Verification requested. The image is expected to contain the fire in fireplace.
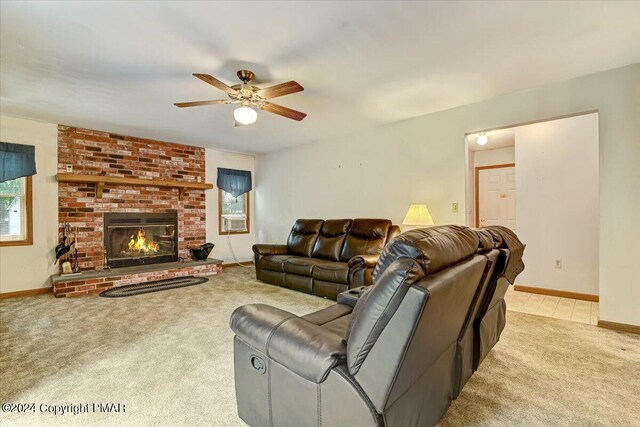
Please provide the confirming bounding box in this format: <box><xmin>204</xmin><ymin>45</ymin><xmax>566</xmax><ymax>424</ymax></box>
<box><xmin>104</xmin><ymin>212</ymin><xmax>178</xmax><ymax>268</ymax></box>
<box><xmin>127</xmin><ymin>229</ymin><xmax>160</xmax><ymax>254</ymax></box>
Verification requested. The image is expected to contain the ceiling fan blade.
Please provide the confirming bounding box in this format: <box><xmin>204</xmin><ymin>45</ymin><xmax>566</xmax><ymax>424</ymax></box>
<box><xmin>174</xmin><ymin>100</ymin><xmax>230</xmax><ymax>108</ymax></box>
<box><xmin>262</xmin><ymin>102</ymin><xmax>307</xmax><ymax>121</ymax></box>
<box><xmin>193</xmin><ymin>73</ymin><xmax>238</xmax><ymax>95</ymax></box>
<box><xmin>257</xmin><ymin>81</ymin><xmax>304</xmax><ymax>99</ymax></box>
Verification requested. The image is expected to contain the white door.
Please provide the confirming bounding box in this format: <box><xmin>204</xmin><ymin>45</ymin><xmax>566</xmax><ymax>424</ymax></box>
<box><xmin>477</xmin><ymin>165</ymin><xmax>516</xmax><ymax>230</ymax></box>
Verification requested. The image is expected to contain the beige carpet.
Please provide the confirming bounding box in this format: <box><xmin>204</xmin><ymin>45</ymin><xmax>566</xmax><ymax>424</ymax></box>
<box><xmin>0</xmin><ymin>267</ymin><xmax>638</xmax><ymax>427</ymax></box>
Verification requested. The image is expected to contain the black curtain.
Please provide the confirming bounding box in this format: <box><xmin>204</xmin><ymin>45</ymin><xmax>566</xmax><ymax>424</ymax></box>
<box><xmin>0</xmin><ymin>142</ymin><xmax>37</xmax><ymax>182</ymax></box>
<box><xmin>217</xmin><ymin>168</ymin><xmax>252</xmax><ymax>198</ymax></box>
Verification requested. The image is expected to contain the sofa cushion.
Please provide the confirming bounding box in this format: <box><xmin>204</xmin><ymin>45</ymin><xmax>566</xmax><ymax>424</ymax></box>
<box><xmin>313</xmin><ymin>280</ymin><xmax>348</xmax><ymax>300</ymax></box>
<box><xmin>312</xmin><ymin>261</ymin><xmax>350</xmax><ymax>284</ymax></box>
<box><xmin>260</xmin><ymin>270</ymin><xmax>285</xmax><ymax>286</ymax></box>
<box><xmin>284</xmin><ymin>257</ymin><xmax>323</xmax><ymax>276</ymax></box>
<box><xmin>340</xmin><ymin>219</ymin><xmax>392</xmax><ymax>262</ymax></box>
<box><xmin>303</xmin><ymin>303</ymin><xmax>353</xmax><ymax>338</ymax></box>
<box><xmin>260</xmin><ymin>255</ymin><xmax>295</xmax><ymax>273</ymax></box>
<box><xmin>322</xmin><ymin>315</ymin><xmax>352</xmax><ymax>339</ymax></box>
<box><xmin>287</xmin><ymin>219</ymin><xmax>324</xmax><ymax>257</ymax></box>
<box><xmin>283</xmin><ymin>273</ymin><xmax>313</xmax><ymax>294</ymax></box>
<box><xmin>311</xmin><ymin>219</ymin><xmax>352</xmax><ymax>261</ymax></box>
<box><xmin>303</xmin><ymin>304</ymin><xmax>353</xmax><ymax>326</ymax></box>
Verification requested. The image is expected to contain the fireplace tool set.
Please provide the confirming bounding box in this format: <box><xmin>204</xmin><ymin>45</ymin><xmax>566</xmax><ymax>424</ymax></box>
<box><xmin>55</xmin><ymin>223</ymin><xmax>79</xmax><ymax>274</ymax></box>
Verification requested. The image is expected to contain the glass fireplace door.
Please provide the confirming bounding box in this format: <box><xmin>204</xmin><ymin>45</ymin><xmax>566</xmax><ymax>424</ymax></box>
<box><xmin>104</xmin><ymin>212</ymin><xmax>178</xmax><ymax>268</ymax></box>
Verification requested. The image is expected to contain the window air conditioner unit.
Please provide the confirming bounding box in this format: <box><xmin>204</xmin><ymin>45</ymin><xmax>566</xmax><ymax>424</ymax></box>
<box><xmin>222</xmin><ymin>214</ymin><xmax>247</xmax><ymax>232</ymax></box>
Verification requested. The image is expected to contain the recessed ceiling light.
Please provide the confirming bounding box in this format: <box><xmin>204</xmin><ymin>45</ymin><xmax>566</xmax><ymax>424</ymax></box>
<box><xmin>477</xmin><ymin>134</ymin><xmax>488</xmax><ymax>146</ymax></box>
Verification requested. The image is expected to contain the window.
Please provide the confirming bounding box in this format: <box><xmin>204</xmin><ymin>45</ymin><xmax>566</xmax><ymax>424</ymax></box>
<box><xmin>218</xmin><ymin>189</ymin><xmax>250</xmax><ymax>235</ymax></box>
<box><xmin>0</xmin><ymin>176</ymin><xmax>33</xmax><ymax>246</ymax></box>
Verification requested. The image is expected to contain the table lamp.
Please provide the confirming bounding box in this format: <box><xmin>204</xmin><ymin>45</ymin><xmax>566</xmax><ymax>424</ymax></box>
<box><xmin>402</xmin><ymin>204</ymin><xmax>434</xmax><ymax>227</ymax></box>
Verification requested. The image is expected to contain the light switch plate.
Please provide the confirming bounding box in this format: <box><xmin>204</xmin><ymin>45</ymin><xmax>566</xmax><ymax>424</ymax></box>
<box><xmin>452</xmin><ymin>203</ymin><xmax>459</xmax><ymax>213</ymax></box>
<box><xmin>555</xmin><ymin>259</ymin><xmax>562</xmax><ymax>269</ymax></box>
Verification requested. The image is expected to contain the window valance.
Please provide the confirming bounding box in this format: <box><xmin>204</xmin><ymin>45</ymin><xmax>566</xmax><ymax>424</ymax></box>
<box><xmin>0</xmin><ymin>142</ymin><xmax>37</xmax><ymax>183</ymax></box>
<box><xmin>217</xmin><ymin>168</ymin><xmax>252</xmax><ymax>198</ymax></box>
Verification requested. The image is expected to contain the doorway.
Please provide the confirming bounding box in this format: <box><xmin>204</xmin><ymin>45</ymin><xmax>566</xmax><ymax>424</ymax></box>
<box><xmin>465</xmin><ymin>127</ymin><xmax>516</xmax><ymax>230</ymax></box>
<box><xmin>465</xmin><ymin>112</ymin><xmax>600</xmax><ymax>322</ymax></box>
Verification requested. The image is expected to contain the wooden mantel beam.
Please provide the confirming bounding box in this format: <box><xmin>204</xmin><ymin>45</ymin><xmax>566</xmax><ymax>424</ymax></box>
<box><xmin>56</xmin><ymin>173</ymin><xmax>214</xmax><ymax>200</ymax></box>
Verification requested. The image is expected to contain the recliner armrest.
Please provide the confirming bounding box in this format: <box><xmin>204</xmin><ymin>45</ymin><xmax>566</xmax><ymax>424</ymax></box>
<box><xmin>230</xmin><ymin>304</ymin><xmax>347</xmax><ymax>383</ymax></box>
<box><xmin>337</xmin><ymin>286</ymin><xmax>369</xmax><ymax>308</ymax></box>
<box><xmin>252</xmin><ymin>244</ymin><xmax>289</xmax><ymax>255</ymax></box>
<box><xmin>230</xmin><ymin>304</ymin><xmax>294</xmax><ymax>352</ymax></box>
<box><xmin>348</xmin><ymin>254</ymin><xmax>380</xmax><ymax>269</ymax></box>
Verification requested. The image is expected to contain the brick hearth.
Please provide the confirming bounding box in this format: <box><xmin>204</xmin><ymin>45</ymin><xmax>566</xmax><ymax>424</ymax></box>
<box><xmin>54</xmin><ymin>125</ymin><xmax>217</xmax><ymax>297</ymax></box>
<box><xmin>52</xmin><ymin>261</ymin><xmax>222</xmax><ymax>297</ymax></box>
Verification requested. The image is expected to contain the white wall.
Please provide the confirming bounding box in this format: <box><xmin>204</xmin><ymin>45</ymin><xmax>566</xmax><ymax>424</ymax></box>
<box><xmin>205</xmin><ymin>149</ymin><xmax>255</xmax><ymax>263</ymax></box>
<box><xmin>515</xmin><ymin>114</ymin><xmax>599</xmax><ymax>295</ymax></box>
<box><xmin>256</xmin><ymin>63</ymin><xmax>640</xmax><ymax>326</ymax></box>
<box><xmin>0</xmin><ymin>116</ymin><xmax>58</xmax><ymax>293</ymax></box>
<box><xmin>474</xmin><ymin>146</ymin><xmax>515</xmax><ymax>167</ymax></box>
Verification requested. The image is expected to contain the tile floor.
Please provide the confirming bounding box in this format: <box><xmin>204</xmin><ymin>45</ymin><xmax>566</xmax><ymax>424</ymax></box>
<box><xmin>505</xmin><ymin>287</ymin><xmax>599</xmax><ymax>325</ymax></box>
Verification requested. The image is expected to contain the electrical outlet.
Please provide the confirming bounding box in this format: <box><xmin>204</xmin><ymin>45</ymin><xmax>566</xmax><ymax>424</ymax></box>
<box><xmin>554</xmin><ymin>259</ymin><xmax>562</xmax><ymax>269</ymax></box>
<box><xmin>452</xmin><ymin>203</ymin><xmax>459</xmax><ymax>213</ymax></box>
<box><xmin>66</xmin><ymin>165</ymin><xmax>73</xmax><ymax>173</ymax></box>
<box><xmin>197</xmin><ymin>176</ymin><xmax>202</xmax><ymax>183</ymax></box>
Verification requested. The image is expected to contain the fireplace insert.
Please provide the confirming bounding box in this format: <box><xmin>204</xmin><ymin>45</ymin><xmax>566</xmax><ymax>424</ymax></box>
<box><xmin>104</xmin><ymin>212</ymin><xmax>178</xmax><ymax>268</ymax></box>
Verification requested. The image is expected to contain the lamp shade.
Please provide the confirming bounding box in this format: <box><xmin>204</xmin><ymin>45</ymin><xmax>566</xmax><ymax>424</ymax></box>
<box><xmin>402</xmin><ymin>204</ymin><xmax>434</xmax><ymax>226</ymax></box>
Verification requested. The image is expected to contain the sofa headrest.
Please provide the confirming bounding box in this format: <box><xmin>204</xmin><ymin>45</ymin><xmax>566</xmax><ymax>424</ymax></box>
<box><xmin>349</xmin><ymin>219</ymin><xmax>392</xmax><ymax>240</ymax></box>
<box><xmin>374</xmin><ymin>225</ymin><xmax>480</xmax><ymax>280</ymax></box>
<box><xmin>291</xmin><ymin>219</ymin><xmax>324</xmax><ymax>235</ymax></box>
<box><xmin>320</xmin><ymin>219</ymin><xmax>352</xmax><ymax>237</ymax></box>
<box><xmin>288</xmin><ymin>219</ymin><xmax>324</xmax><ymax>257</ymax></box>
<box><xmin>339</xmin><ymin>219</ymin><xmax>392</xmax><ymax>262</ymax></box>
<box><xmin>312</xmin><ymin>219</ymin><xmax>352</xmax><ymax>261</ymax></box>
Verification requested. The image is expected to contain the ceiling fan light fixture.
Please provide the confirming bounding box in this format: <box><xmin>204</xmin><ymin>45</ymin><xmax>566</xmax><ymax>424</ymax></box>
<box><xmin>234</xmin><ymin>104</ymin><xmax>257</xmax><ymax>125</ymax></box>
<box><xmin>175</xmin><ymin>71</ymin><xmax>306</xmax><ymax>125</ymax></box>
<box><xmin>477</xmin><ymin>134</ymin><xmax>489</xmax><ymax>146</ymax></box>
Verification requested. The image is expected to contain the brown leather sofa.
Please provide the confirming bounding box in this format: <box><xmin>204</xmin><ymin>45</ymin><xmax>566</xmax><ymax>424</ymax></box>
<box><xmin>232</xmin><ymin>225</ymin><xmax>525</xmax><ymax>426</ymax></box>
<box><xmin>253</xmin><ymin>219</ymin><xmax>401</xmax><ymax>299</ymax></box>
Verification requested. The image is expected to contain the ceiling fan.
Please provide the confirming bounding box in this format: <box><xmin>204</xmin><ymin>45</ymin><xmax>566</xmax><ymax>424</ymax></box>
<box><xmin>174</xmin><ymin>70</ymin><xmax>307</xmax><ymax>126</ymax></box>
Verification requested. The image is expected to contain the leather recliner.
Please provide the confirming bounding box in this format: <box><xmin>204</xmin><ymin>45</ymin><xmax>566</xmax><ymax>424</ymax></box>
<box><xmin>253</xmin><ymin>219</ymin><xmax>401</xmax><ymax>299</ymax></box>
<box><xmin>231</xmin><ymin>225</ymin><xmax>525</xmax><ymax>426</ymax></box>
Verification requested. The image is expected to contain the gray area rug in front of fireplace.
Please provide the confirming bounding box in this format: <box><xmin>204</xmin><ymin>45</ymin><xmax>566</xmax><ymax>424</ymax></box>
<box><xmin>1</xmin><ymin>267</ymin><xmax>639</xmax><ymax>426</ymax></box>
<box><xmin>99</xmin><ymin>275</ymin><xmax>209</xmax><ymax>298</ymax></box>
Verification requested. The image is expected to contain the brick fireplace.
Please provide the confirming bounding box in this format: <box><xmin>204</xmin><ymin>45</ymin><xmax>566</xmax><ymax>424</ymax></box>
<box><xmin>54</xmin><ymin>125</ymin><xmax>221</xmax><ymax>297</ymax></box>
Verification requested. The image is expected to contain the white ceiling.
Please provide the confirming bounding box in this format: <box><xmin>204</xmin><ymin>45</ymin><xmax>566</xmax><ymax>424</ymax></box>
<box><xmin>1</xmin><ymin>1</ymin><xmax>639</xmax><ymax>154</ymax></box>
<box><xmin>468</xmin><ymin>128</ymin><xmax>515</xmax><ymax>152</ymax></box>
